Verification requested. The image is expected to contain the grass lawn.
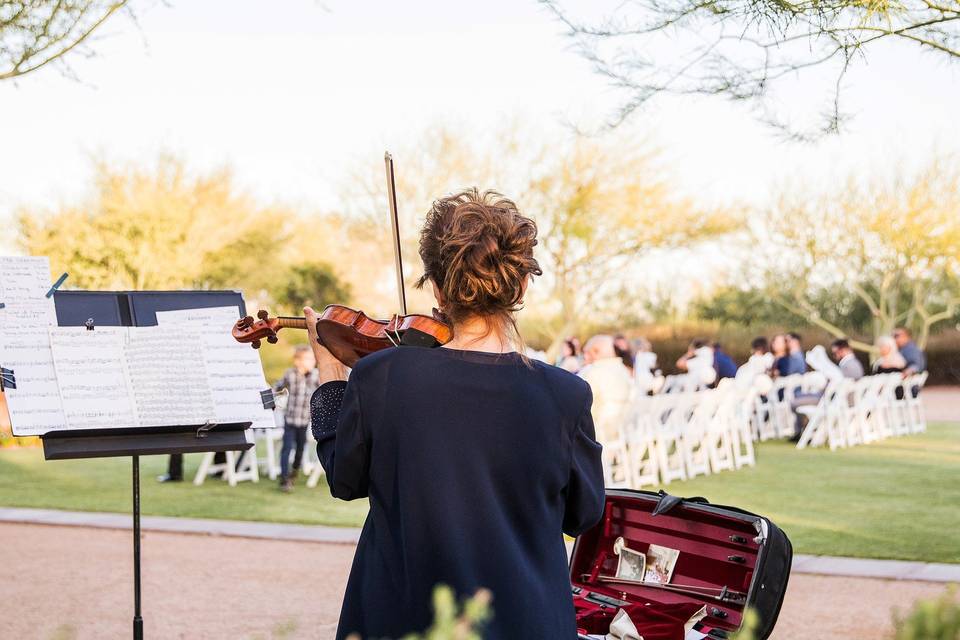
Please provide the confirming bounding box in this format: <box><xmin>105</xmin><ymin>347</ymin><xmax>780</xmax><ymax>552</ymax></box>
<box><xmin>1</xmin><ymin>422</ymin><xmax>958</xmax><ymax>563</ymax></box>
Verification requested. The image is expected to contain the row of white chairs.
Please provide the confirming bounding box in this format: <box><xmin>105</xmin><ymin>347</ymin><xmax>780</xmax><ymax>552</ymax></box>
<box><xmin>601</xmin><ymin>368</ymin><xmax>928</xmax><ymax>488</ymax></box>
<box><xmin>601</xmin><ymin>381</ymin><xmax>758</xmax><ymax>488</ymax></box>
<box><xmin>795</xmin><ymin>372</ymin><xmax>928</xmax><ymax>450</ymax></box>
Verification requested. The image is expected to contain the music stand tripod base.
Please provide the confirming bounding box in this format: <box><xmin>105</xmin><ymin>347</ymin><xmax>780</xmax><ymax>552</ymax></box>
<box><xmin>40</xmin><ymin>422</ymin><xmax>253</xmax><ymax>640</ymax></box>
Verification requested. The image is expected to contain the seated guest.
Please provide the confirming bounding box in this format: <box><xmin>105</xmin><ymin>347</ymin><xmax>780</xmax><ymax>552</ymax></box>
<box><xmin>631</xmin><ymin>337</ymin><xmax>657</xmax><ymax>393</ymax></box>
<box><xmin>677</xmin><ymin>339</ymin><xmax>716</xmax><ymax>389</ymax></box>
<box><xmin>712</xmin><ymin>342</ymin><xmax>738</xmax><ymax>381</ymax></box>
<box><xmin>613</xmin><ymin>334</ymin><xmax>635</xmax><ymax>374</ymax></box>
<box><xmin>778</xmin><ymin>332</ymin><xmax>807</xmax><ymax>377</ymax></box>
<box><xmin>736</xmin><ymin>336</ymin><xmax>773</xmax><ymax>384</ymax></box>
<box><xmin>578</xmin><ymin>335</ymin><xmax>634</xmax><ymax>445</ymax></box>
<box><xmin>893</xmin><ymin>327</ymin><xmax>926</xmax><ymax>376</ymax></box>
<box><xmin>556</xmin><ymin>338</ymin><xmax>581</xmax><ymax>373</ymax></box>
<box><xmin>770</xmin><ymin>334</ymin><xmax>788</xmax><ymax>377</ymax></box>
<box><xmin>830</xmin><ymin>339</ymin><xmax>865</xmax><ymax>380</ymax></box>
<box><xmin>874</xmin><ymin>335</ymin><xmax>907</xmax><ymax>374</ymax></box>
<box><xmin>631</xmin><ymin>337</ymin><xmax>657</xmax><ymax>375</ymax></box>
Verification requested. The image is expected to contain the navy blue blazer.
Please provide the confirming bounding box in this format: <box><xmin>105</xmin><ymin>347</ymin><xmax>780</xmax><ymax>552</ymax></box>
<box><xmin>311</xmin><ymin>346</ymin><xmax>605</xmax><ymax>639</ymax></box>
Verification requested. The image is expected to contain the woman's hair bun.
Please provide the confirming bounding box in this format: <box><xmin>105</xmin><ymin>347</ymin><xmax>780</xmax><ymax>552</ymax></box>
<box><xmin>416</xmin><ymin>188</ymin><xmax>541</xmax><ymax>324</ymax></box>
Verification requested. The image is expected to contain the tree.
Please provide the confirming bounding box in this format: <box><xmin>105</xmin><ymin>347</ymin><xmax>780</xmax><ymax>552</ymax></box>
<box><xmin>1</xmin><ymin>1</ymin><xmax>131</xmax><ymax>81</ymax></box>
<box><xmin>274</xmin><ymin>262</ymin><xmax>352</xmax><ymax>314</ymax></box>
<box><xmin>17</xmin><ymin>154</ymin><xmax>301</xmax><ymax>298</ymax></box>
<box><xmin>754</xmin><ymin>159</ymin><xmax>960</xmax><ymax>350</ymax></box>
<box><xmin>542</xmin><ymin>0</ymin><xmax>960</xmax><ymax>137</ymax></box>
<box><xmin>524</xmin><ymin>136</ymin><xmax>737</xmax><ymax>343</ymax></box>
<box><xmin>336</xmin><ymin>126</ymin><xmax>735</xmax><ymax>346</ymax></box>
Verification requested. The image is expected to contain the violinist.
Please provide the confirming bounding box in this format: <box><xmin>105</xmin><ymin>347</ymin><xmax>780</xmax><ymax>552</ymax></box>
<box><xmin>306</xmin><ymin>188</ymin><xmax>605</xmax><ymax>639</ymax></box>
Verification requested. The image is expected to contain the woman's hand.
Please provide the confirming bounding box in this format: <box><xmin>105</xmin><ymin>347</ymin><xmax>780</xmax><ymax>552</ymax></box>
<box><xmin>305</xmin><ymin>306</ymin><xmax>349</xmax><ymax>383</ymax></box>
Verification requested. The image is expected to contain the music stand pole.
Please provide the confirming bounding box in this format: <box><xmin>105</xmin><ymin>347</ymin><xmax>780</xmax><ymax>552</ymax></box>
<box><xmin>133</xmin><ymin>454</ymin><xmax>144</xmax><ymax>640</ymax></box>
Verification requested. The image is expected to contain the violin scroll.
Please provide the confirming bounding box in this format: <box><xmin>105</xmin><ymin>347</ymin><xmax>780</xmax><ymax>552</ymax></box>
<box><xmin>233</xmin><ymin>312</ymin><xmax>295</xmax><ymax>348</ymax></box>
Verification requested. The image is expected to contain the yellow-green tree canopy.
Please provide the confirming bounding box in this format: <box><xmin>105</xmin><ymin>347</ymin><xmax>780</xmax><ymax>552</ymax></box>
<box><xmin>18</xmin><ymin>155</ymin><xmax>302</xmax><ymax>299</ymax></box>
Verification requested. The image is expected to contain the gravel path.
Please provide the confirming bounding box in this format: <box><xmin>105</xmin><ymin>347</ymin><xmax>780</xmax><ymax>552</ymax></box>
<box><xmin>2</xmin><ymin>523</ymin><xmax>952</xmax><ymax>640</ymax></box>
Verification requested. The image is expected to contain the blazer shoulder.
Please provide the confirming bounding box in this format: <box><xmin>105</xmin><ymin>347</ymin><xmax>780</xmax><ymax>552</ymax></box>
<box><xmin>532</xmin><ymin>360</ymin><xmax>592</xmax><ymax>411</ymax></box>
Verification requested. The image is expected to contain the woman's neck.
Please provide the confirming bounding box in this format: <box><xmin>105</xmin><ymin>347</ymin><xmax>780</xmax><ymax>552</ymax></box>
<box><xmin>443</xmin><ymin>316</ymin><xmax>514</xmax><ymax>353</ymax></box>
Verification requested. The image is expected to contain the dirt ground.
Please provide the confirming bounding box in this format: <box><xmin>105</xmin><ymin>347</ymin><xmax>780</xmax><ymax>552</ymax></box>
<box><xmin>1</xmin><ymin>523</ymin><xmax>951</xmax><ymax>640</ymax></box>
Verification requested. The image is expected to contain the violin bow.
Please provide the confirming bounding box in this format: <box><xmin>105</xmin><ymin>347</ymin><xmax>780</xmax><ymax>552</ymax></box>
<box><xmin>384</xmin><ymin>152</ymin><xmax>408</xmax><ymax>316</ymax></box>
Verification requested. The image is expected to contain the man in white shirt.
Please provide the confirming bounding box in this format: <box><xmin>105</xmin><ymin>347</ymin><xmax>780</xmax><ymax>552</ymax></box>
<box><xmin>578</xmin><ymin>335</ymin><xmax>634</xmax><ymax>484</ymax></box>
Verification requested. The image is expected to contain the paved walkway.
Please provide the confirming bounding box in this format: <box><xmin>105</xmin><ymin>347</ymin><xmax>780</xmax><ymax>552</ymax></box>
<box><xmin>2</xmin><ymin>506</ymin><xmax>958</xmax><ymax>583</ymax></box>
<box><xmin>1</xmin><ymin>521</ymin><xmax>953</xmax><ymax>640</ymax></box>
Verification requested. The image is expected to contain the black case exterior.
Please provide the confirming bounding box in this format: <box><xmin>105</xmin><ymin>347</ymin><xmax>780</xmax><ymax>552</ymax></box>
<box><xmin>571</xmin><ymin>489</ymin><xmax>792</xmax><ymax>640</ymax></box>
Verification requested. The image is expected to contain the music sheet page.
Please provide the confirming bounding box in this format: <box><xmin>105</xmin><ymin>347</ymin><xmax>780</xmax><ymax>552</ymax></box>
<box><xmin>0</xmin><ymin>256</ymin><xmax>66</xmax><ymax>435</ymax></box>
<box><xmin>49</xmin><ymin>327</ymin><xmax>137</xmax><ymax>430</ymax></box>
<box><xmin>155</xmin><ymin>307</ymin><xmax>274</xmax><ymax>429</ymax></box>
<box><xmin>124</xmin><ymin>327</ymin><xmax>215</xmax><ymax>427</ymax></box>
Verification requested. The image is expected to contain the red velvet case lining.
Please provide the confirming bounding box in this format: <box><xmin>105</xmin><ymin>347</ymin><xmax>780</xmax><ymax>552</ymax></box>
<box><xmin>571</xmin><ymin>495</ymin><xmax>762</xmax><ymax>638</ymax></box>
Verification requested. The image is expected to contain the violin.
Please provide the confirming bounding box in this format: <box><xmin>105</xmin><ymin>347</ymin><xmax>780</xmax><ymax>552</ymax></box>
<box><xmin>232</xmin><ymin>305</ymin><xmax>452</xmax><ymax>367</ymax></box>
<box><xmin>232</xmin><ymin>152</ymin><xmax>454</xmax><ymax>366</ymax></box>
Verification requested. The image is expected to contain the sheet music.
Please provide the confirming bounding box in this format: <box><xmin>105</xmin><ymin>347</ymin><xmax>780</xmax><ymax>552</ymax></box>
<box><xmin>156</xmin><ymin>307</ymin><xmax>274</xmax><ymax>429</ymax></box>
<box><xmin>0</xmin><ymin>256</ymin><xmax>66</xmax><ymax>435</ymax></box>
<box><xmin>49</xmin><ymin>328</ymin><xmax>137</xmax><ymax>430</ymax></box>
<box><xmin>124</xmin><ymin>327</ymin><xmax>215</xmax><ymax>427</ymax></box>
<box><xmin>48</xmin><ymin>326</ymin><xmax>217</xmax><ymax>430</ymax></box>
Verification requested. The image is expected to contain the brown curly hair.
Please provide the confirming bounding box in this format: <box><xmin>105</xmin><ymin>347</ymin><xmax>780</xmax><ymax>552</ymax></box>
<box><xmin>415</xmin><ymin>188</ymin><xmax>542</xmax><ymax>339</ymax></box>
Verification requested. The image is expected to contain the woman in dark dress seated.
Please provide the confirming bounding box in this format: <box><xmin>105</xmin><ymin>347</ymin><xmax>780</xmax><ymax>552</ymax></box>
<box><xmin>305</xmin><ymin>189</ymin><xmax>606</xmax><ymax>639</ymax></box>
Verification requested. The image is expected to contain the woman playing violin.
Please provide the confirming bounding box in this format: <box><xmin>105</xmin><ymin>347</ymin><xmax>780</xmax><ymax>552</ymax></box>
<box><xmin>306</xmin><ymin>188</ymin><xmax>605</xmax><ymax>639</ymax></box>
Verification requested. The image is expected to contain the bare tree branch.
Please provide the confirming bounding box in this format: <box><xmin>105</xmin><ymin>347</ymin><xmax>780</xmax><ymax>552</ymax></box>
<box><xmin>541</xmin><ymin>0</ymin><xmax>960</xmax><ymax>137</ymax></box>
<box><xmin>0</xmin><ymin>1</ymin><xmax>131</xmax><ymax>81</ymax></box>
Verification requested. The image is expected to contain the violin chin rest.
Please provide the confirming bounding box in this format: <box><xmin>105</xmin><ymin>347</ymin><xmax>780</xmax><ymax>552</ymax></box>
<box><xmin>401</xmin><ymin>328</ymin><xmax>442</xmax><ymax>348</ymax></box>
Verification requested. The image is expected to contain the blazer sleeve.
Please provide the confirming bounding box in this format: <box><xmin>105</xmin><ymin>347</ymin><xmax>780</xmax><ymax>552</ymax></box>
<box><xmin>311</xmin><ymin>379</ymin><xmax>370</xmax><ymax>501</ymax></box>
<box><xmin>562</xmin><ymin>390</ymin><xmax>606</xmax><ymax>537</ymax></box>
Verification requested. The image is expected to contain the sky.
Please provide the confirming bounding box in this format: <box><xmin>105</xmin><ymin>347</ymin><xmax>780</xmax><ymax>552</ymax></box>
<box><xmin>2</xmin><ymin>0</ymin><xmax>959</xmax><ymax>259</ymax></box>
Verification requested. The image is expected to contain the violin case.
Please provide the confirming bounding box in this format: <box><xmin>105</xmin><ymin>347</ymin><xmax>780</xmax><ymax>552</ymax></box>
<box><xmin>571</xmin><ymin>489</ymin><xmax>792</xmax><ymax>640</ymax></box>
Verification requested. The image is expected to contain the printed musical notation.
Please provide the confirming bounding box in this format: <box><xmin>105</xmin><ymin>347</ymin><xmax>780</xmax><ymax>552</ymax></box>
<box><xmin>125</xmin><ymin>328</ymin><xmax>214</xmax><ymax>427</ymax></box>
<box><xmin>48</xmin><ymin>326</ymin><xmax>218</xmax><ymax>430</ymax></box>
<box><xmin>49</xmin><ymin>328</ymin><xmax>137</xmax><ymax>430</ymax></box>
<box><xmin>155</xmin><ymin>307</ymin><xmax>275</xmax><ymax>429</ymax></box>
<box><xmin>0</xmin><ymin>257</ymin><xmax>67</xmax><ymax>435</ymax></box>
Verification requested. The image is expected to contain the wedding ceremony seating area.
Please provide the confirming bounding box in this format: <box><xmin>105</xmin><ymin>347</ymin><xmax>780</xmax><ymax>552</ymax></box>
<box><xmin>600</xmin><ymin>367</ymin><xmax>930</xmax><ymax>490</ymax></box>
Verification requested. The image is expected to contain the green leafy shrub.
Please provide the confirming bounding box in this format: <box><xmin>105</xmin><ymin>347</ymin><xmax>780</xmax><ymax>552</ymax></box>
<box><xmin>894</xmin><ymin>587</ymin><xmax>960</xmax><ymax>640</ymax></box>
<box><xmin>346</xmin><ymin>585</ymin><xmax>492</xmax><ymax>640</ymax></box>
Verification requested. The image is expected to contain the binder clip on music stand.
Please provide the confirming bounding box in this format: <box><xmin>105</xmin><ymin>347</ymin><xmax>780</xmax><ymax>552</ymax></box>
<box><xmin>41</xmin><ymin>421</ymin><xmax>253</xmax><ymax>640</ymax></box>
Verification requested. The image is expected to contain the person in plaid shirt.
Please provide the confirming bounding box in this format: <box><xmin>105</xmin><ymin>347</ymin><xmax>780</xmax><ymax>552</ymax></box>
<box><xmin>274</xmin><ymin>346</ymin><xmax>320</xmax><ymax>492</ymax></box>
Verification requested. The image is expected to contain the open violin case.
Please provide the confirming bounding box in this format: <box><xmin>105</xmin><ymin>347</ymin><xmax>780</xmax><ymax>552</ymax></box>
<box><xmin>572</xmin><ymin>490</ymin><xmax>792</xmax><ymax>640</ymax></box>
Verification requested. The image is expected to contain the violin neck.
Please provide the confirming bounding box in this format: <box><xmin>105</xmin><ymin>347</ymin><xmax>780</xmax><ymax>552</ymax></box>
<box><xmin>277</xmin><ymin>317</ymin><xmax>308</xmax><ymax>331</ymax></box>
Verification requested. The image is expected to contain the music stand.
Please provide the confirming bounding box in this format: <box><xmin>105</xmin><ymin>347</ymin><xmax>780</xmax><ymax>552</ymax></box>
<box><xmin>35</xmin><ymin>289</ymin><xmax>260</xmax><ymax>639</ymax></box>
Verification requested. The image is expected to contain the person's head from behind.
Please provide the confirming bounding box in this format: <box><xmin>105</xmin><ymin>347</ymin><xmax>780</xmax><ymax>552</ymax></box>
<box><xmin>751</xmin><ymin>336</ymin><xmax>769</xmax><ymax>355</ymax></box>
<box><xmin>787</xmin><ymin>332</ymin><xmax>803</xmax><ymax>353</ymax></box>
<box><xmin>293</xmin><ymin>345</ymin><xmax>316</xmax><ymax>373</ymax></box>
<box><xmin>583</xmin><ymin>334</ymin><xmax>615</xmax><ymax>365</ymax></box>
<box><xmin>830</xmin><ymin>338</ymin><xmax>853</xmax><ymax>362</ymax></box>
<box><xmin>770</xmin><ymin>334</ymin><xmax>787</xmax><ymax>356</ymax></box>
<box><xmin>613</xmin><ymin>334</ymin><xmax>631</xmax><ymax>354</ymax></box>
<box><xmin>416</xmin><ymin>188</ymin><xmax>542</xmax><ymax>349</ymax></box>
<box><xmin>561</xmin><ymin>339</ymin><xmax>577</xmax><ymax>359</ymax></box>
<box><xmin>633</xmin><ymin>337</ymin><xmax>652</xmax><ymax>353</ymax></box>
<box><xmin>877</xmin><ymin>335</ymin><xmax>897</xmax><ymax>357</ymax></box>
<box><xmin>893</xmin><ymin>327</ymin><xmax>912</xmax><ymax>348</ymax></box>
